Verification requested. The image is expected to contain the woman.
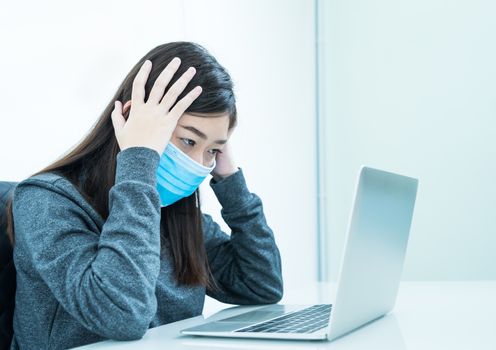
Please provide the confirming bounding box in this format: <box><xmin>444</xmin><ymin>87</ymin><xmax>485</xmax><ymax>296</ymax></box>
<box><xmin>6</xmin><ymin>41</ymin><xmax>283</xmax><ymax>349</ymax></box>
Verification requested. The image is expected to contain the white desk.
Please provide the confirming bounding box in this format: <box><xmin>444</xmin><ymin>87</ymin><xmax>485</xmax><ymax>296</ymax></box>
<box><xmin>74</xmin><ymin>282</ymin><xmax>496</xmax><ymax>350</ymax></box>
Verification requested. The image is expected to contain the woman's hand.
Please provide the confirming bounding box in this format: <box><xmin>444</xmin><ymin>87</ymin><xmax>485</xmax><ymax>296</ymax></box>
<box><xmin>111</xmin><ymin>58</ymin><xmax>202</xmax><ymax>156</ymax></box>
<box><xmin>212</xmin><ymin>137</ymin><xmax>239</xmax><ymax>182</ymax></box>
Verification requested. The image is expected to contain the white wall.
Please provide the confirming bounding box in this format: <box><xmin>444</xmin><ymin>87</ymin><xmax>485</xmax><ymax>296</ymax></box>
<box><xmin>319</xmin><ymin>0</ymin><xmax>496</xmax><ymax>280</ymax></box>
<box><xmin>0</xmin><ymin>1</ymin><xmax>317</xmax><ymax>290</ymax></box>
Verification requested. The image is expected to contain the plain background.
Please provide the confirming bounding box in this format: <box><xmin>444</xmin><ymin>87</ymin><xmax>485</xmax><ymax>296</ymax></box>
<box><xmin>319</xmin><ymin>0</ymin><xmax>496</xmax><ymax>280</ymax></box>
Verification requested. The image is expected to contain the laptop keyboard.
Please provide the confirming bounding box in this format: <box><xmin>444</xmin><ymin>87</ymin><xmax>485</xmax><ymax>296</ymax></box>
<box><xmin>235</xmin><ymin>304</ymin><xmax>332</xmax><ymax>334</ymax></box>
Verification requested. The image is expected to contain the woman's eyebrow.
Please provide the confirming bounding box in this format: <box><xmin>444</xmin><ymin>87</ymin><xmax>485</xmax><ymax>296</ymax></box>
<box><xmin>179</xmin><ymin>125</ymin><xmax>227</xmax><ymax>144</ymax></box>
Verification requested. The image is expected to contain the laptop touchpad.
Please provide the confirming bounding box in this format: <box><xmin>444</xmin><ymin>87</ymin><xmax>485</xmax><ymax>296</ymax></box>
<box><xmin>218</xmin><ymin>308</ymin><xmax>287</xmax><ymax>323</ymax></box>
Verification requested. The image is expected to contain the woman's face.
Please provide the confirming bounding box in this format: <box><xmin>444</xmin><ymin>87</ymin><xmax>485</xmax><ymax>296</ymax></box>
<box><xmin>171</xmin><ymin>112</ymin><xmax>230</xmax><ymax>167</ymax></box>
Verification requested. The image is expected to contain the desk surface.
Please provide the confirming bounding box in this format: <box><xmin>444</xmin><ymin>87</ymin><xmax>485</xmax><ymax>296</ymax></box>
<box><xmin>74</xmin><ymin>282</ymin><xmax>496</xmax><ymax>350</ymax></box>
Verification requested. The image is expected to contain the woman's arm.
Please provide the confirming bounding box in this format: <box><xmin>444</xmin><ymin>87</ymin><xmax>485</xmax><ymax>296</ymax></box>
<box><xmin>203</xmin><ymin>168</ymin><xmax>283</xmax><ymax>304</ymax></box>
<box><xmin>12</xmin><ymin>146</ymin><xmax>161</xmax><ymax>340</ymax></box>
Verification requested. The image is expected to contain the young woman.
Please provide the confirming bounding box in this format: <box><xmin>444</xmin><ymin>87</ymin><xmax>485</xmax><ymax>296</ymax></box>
<box><xmin>6</xmin><ymin>41</ymin><xmax>283</xmax><ymax>349</ymax></box>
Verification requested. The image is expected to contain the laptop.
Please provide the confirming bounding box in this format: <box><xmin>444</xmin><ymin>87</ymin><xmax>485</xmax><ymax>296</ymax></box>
<box><xmin>181</xmin><ymin>166</ymin><xmax>419</xmax><ymax>341</ymax></box>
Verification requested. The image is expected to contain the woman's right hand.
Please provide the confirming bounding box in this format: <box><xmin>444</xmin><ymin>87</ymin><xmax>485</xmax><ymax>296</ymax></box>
<box><xmin>111</xmin><ymin>57</ymin><xmax>202</xmax><ymax>156</ymax></box>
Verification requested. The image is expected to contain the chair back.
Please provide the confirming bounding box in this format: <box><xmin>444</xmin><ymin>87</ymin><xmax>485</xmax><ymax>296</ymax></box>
<box><xmin>0</xmin><ymin>181</ymin><xmax>18</xmax><ymax>349</ymax></box>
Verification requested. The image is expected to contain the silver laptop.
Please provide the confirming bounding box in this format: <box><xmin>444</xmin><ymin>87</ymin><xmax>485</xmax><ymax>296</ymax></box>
<box><xmin>181</xmin><ymin>166</ymin><xmax>418</xmax><ymax>341</ymax></box>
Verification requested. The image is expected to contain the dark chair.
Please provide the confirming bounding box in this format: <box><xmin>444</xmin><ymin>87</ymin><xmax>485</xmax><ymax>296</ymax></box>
<box><xmin>0</xmin><ymin>181</ymin><xmax>18</xmax><ymax>349</ymax></box>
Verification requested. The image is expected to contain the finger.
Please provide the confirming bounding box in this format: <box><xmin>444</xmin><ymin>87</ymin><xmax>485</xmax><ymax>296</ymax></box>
<box><xmin>147</xmin><ymin>57</ymin><xmax>181</xmax><ymax>105</ymax></box>
<box><xmin>168</xmin><ymin>86</ymin><xmax>203</xmax><ymax>119</ymax></box>
<box><xmin>131</xmin><ymin>60</ymin><xmax>152</xmax><ymax>106</ymax></box>
<box><xmin>160</xmin><ymin>66</ymin><xmax>197</xmax><ymax>111</ymax></box>
<box><xmin>111</xmin><ymin>101</ymin><xmax>125</xmax><ymax>131</ymax></box>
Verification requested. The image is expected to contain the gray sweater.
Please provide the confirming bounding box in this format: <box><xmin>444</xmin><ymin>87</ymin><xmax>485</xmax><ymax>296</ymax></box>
<box><xmin>10</xmin><ymin>146</ymin><xmax>283</xmax><ymax>350</ymax></box>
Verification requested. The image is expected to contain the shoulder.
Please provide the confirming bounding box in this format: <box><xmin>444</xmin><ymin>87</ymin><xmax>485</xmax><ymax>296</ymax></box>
<box><xmin>13</xmin><ymin>171</ymin><xmax>85</xmax><ymax>208</ymax></box>
<box><xmin>201</xmin><ymin>212</ymin><xmax>230</xmax><ymax>249</ymax></box>
<box><xmin>27</xmin><ymin>171</ymin><xmax>65</xmax><ymax>184</ymax></box>
<box><xmin>201</xmin><ymin>213</ymin><xmax>213</xmax><ymax>233</ymax></box>
<box><xmin>16</xmin><ymin>171</ymin><xmax>67</xmax><ymax>189</ymax></box>
<box><xmin>201</xmin><ymin>213</ymin><xmax>218</xmax><ymax>232</ymax></box>
<box><xmin>11</xmin><ymin>172</ymin><xmax>103</xmax><ymax>237</ymax></box>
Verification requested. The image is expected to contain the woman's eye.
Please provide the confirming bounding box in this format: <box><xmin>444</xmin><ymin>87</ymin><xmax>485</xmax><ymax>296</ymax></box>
<box><xmin>180</xmin><ymin>138</ymin><xmax>222</xmax><ymax>156</ymax></box>
<box><xmin>181</xmin><ymin>138</ymin><xmax>195</xmax><ymax>147</ymax></box>
<box><xmin>208</xmin><ymin>149</ymin><xmax>222</xmax><ymax>156</ymax></box>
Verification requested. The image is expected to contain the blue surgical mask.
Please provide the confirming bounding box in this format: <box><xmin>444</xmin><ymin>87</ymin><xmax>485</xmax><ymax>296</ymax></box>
<box><xmin>156</xmin><ymin>142</ymin><xmax>216</xmax><ymax>207</ymax></box>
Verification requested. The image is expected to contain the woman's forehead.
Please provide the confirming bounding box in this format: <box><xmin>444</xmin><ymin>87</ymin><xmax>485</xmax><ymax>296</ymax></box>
<box><xmin>177</xmin><ymin>113</ymin><xmax>230</xmax><ymax>140</ymax></box>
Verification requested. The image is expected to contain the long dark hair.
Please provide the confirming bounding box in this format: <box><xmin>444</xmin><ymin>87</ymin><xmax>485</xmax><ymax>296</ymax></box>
<box><xmin>5</xmin><ymin>41</ymin><xmax>237</xmax><ymax>288</ymax></box>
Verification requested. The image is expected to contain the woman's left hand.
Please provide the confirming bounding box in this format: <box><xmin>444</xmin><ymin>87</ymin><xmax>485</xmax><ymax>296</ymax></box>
<box><xmin>211</xmin><ymin>140</ymin><xmax>239</xmax><ymax>181</ymax></box>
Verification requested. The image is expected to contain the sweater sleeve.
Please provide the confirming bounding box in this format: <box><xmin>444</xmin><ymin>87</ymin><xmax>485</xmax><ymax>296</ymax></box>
<box><xmin>12</xmin><ymin>146</ymin><xmax>162</xmax><ymax>340</ymax></box>
<box><xmin>203</xmin><ymin>168</ymin><xmax>284</xmax><ymax>305</ymax></box>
